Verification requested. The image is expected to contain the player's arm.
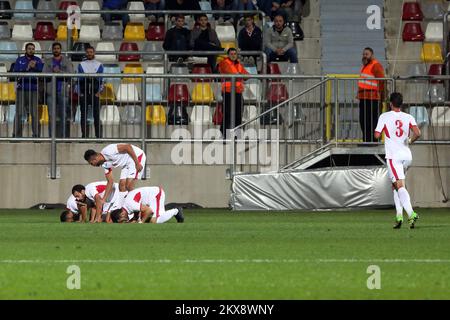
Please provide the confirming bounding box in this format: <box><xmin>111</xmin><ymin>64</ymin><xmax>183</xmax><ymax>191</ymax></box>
<box><xmin>102</xmin><ymin>170</ymin><xmax>114</xmax><ymax>205</ymax></box>
<box><xmin>89</xmin><ymin>206</ymin><xmax>97</xmax><ymax>223</ymax></box>
<box><xmin>409</xmin><ymin>125</ymin><xmax>421</xmax><ymax>144</ymax></box>
<box><xmin>94</xmin><ymin>194</ymin><xmax>104</xmax><ymax>223</ymax></box>
<box><xmin>117</xmin><ymin>144</ymin><xmax>143</xmax><ymax>172</ymax></box>
<box><xmin>140</xmin><ymin>204</ymin><xmax>153</xmax><ymax>223</ymax></box>
<box><xmin>78</xmin><ymin>202</ymin><xmax>87</xmax><ymax>223</ymax></box>
<box><xmin>374</xmin><ymin>115</ymin><xmax>385</xmax><ymax>140</ymax></box>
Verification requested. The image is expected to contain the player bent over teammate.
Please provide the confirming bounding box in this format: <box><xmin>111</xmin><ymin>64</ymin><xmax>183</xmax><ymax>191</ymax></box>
<box><xmin>83</xmin><ymin>144</ymin><xmax>146</xmax><ymax>210</ymax></box>
<box><xmin>374</xmin><ymin>92</ymin><xmax>421</xmax><ymax>229</ymax></box>
<box><xmin>110</xmin><ymin>187</ymin><xmax>184</xmax><ymax>224</ymax></box>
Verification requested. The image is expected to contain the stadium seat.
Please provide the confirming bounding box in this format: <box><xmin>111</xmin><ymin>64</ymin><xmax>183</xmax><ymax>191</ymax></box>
<box><xmin>95</xmin><ymin>42</ymin><xmax>116</xmax><ymax>63</ymax></box>
<box><xmin>242</xmin><ymin>105</ymin><xmax>258</xmax><ymax>123</ymax></box>
<box><xmin>36</xmin><ymin>0</ymin><xmax>56</xmax><ymax>19</ymax></box>
<box><xmin>21</xmin><ymin>42</ymin><xmax>42</xmax><ymax>59</ymax></box>
<box><xmin>124</xmin><ymin>22</ymin><xmax>146</xmax><ymax>41</ymax></box>
<box><xmin>402</xmin><ymin>2</ymin><xmax>423</xmax><ymax>21</ymax></box>
<box><xmin>12</xmin><ymin>23</ymin><xmax>33</xmax><ymax>40</ymax></box>
<box><xmin>128</xmin><ymin>1</ymin><xmax>145</xmax><ymax>21</ymax></box>
<box><xmin>145</xmin><ymin>83</ymin><xmax>163</xmax><ymax>102</ymax></box>
<box><xmin>0</xmin><ymin>41</ymin><xmax>18</xmax><ymax>62</ymax></box>
<box><xmin>79</xmin><ymin>24</ymin><xmax>101</xmax><ymax>41</ymax></box>
<box><xmin>71</xmin><ymin>42</ymin><xmax>91</xmax><ymax>61</ymax></box>
<box><xmin>99</xmin><ymin>83</ymin><xmax>116</xmax><ymax>104</ymax></box>
<box><xmin>430</xmin><ymin>106</ymin><xmax>450</xmax><ymax>126</ymax></box>
<box><xmin>74</xmin><ymin>105</ymin><xmax>94</xmax><ymax>124</ymax></box>
<box><xmin>192</xmin><ymin>64</ymin><xmax>212</xmax><ymax>82</ymax></box>
<box><xmin>286</xmin><ymin>63</ymin><xmax>301</xmax><ymax>75</ymax></box>
<box><xmin>422</xmin><ymin>2</ymin><xmax>444</xmax><ymax>20</ymax></box>
<box><xmin>244</xmin><ymin>65</ymin><xmax>258</xmax><ymax>75</ymax></box>
<box><xmin>425</xmin><ymin>22</ymin><xmax>443</xmax><ymax>42</ymax></box>
<box><xmin>190</xmin><ymin>105</ymin><xmax>212</xmax><ymax>125</ymax></box>
<box><xmin>425</xmin><ymin>84</ymin><xmax>445</xmax><ymax>104</ymax></box>
<box><xmin>0</xmin><ymin>21</ymin><xmax>10</xmax><ymax>39</ymax></box>
<box><xmin>0</xmin><ymin>83</ymin><xmax>16</xmax><ymax>102</ymax></box>
<box><xmin>58</xmin><ymin>1</ymin><xmax>78</xmax><ymax>20</ymax></box>
<box><xmin>116</xmin><ymin>83</ymin><xmax>140</xmax><ymax>103</ymax></box>
<box><xmin>170</xmin><ymin>63</ymin><xmax>190</xmax><ymax>83</ymax></box>
<box><xmin>100</xmin><ymin>105</ymin><xmax>120</xmax><ymax>125</ymax></box>
<box><xmin>122</xmin><ymin>63</ymin><xmax>144</xmax><ymax>83</ymax></box>
<box><xmin>215</xmin><ymin>24</ymin><xmax>236</xmax><ymax>43</ymax></box>
<box><xmin>167</xmin><ymin>103</ymin><xmax>189</xmax><ymax>125</ymax></box>
<box><xmin>191</xmin><ymin>83</ymin><xmax>214</xmax><ymax>104</ymax></box>
<box><xmin>146</xmin><ymin>65</ymin><xmax>164</xmax><ymax>81</ymax></box>
<box><xmin>0</xmin><ymin>1</ymin><xmax>12</xmax><ymax>19</ymax></box>
<box><xmin>0</xmin><ymin>63</ymin><xmax>7</xmax><ymax>82</ymax></box>
<box><xmin>198</xmin><ymin>0</ymin><xmax>212</xmax><ymax>19</ymax></box>
<box><xmin>56</xmin><ymin>23</ymin><xmax>79</xmax><ymax>41</ymax></box>
<box><xmin>409</xmin><ymin>106</ymin><xmax>429</xmax><ymax>127</ymax></box>
<box><xmin>243</xmin><ymin>79</ymin><xmax>262</xmax><ymax>102</ymax></box>
<box><xmin>146</xmin><ymin>23</ymin><xmax>165</xmax><ymax>41</ymax></box>
<box><xmin>34</xmin><ymin>22</ymin><xmax>56</xmax><ymax>41</ymax></box>
<box><xmin>81</xmin><ymin>1</ymin><xmax>101</xmax><ymax>20</ymax></box>
<box><xmin>14</xmin><ymin>0</ymin><xmax>34</xmax><ymax>19</ymax></box>
<box><xmin>286</xmin><ymin>21</ymin><xmax>304</xmax><ymax>41</ymax></box>
<box><xmin>119</xmin><ymin>42</ymin><xmax>140</xmax><ymax>62</ymax></box>
<box><xmin>267</xmin><ymin>83</ymin><xmax>289</xmax><ymax>103</ymax></box>
<box><xmin>39</xmin><ymin>105</ymin><xmax>49</xmax><ymax>125</ymax></box>
<box><xmin>168</xmin><ymin>84</ymin><xmax>190</xmax><ymax>103</ymax></box>
<box><xmin>268</xmin><ymin>63</ymin><xmax>281</xmax><ymax>74</ymax></box>
<box><xmin>142</xmin><ymin>41</ymin><xmax>163</xmax><ymax>62</ymax></box>
<box><xmin>102</xmin><ymin>22</ymin><xmax>123</xmax><ymax>40</ymax></box>
<box><xmin>5</xmin><ymin>105</ymin><xmax>17</xmax><ymax>123</ymax></box>
<box><xmin>120</xmin><ymin>105</ymin><xmax>142</xmax><ymax>124</ymax></box>
<box><xmin>146</xmin><ymin>105</ymin><xmax>166</xmax><ymax>125</ymax></box>
<box><xmin>408</xmin><ymin>63</ymin><xmax>427</xmax><ymax>78</ymax></box>
<box><xmin>421</xmin><ymin>43</ymin><xmax>443</xmax><ymax>63</ymax></box>
<box><xmin>103</xmin><ymin>64</ymin><xmax>122</xmax><ymax>90</ymax></box>
<box><xmin>428</xmin><ymin>64</ymin><xmax>444</xmax><ymax>83</ymax></box>
<box><xmin>402</xmin><ymin>22</ymin><xmax>424</xmax><ymax>42</ymax></box>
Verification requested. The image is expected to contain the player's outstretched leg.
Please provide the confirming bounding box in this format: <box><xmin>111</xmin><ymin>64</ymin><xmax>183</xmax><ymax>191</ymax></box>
<box><xmin>397</xmin><ymin>186</ymin><xmax>419</xmax><ymax>229</ymax></box>
<box><xmin>174</xmin><ymin>207</ymin><xmax>184</xmax><ymax>223</ymax></box>
<box><xmin>393</xmin><ymin>189</ymin><xmax>403</xmax><ymax>229</ymax></box>
<box><xmin>155</xmin><ymin>208</ymin><xmax>180</xmax><ymax>224</ymax></box>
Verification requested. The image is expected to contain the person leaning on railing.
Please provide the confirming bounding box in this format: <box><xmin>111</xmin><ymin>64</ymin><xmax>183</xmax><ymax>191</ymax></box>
<box><xmin>13</xmin><ymin>42</ymin><xmax>44</xmax><ymax>138</ymax></box>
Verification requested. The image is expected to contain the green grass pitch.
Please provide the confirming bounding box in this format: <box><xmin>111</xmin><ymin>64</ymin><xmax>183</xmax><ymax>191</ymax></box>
<box><xmin>0</xmin><ymin>208</ymin><xmax>449</xmax><ymax>299</ymax></box>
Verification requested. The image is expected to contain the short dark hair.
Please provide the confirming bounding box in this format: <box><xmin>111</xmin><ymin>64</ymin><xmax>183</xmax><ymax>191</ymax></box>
<box><xmin>60</xmin><ymin>210</ymin><xmax>79</xmax><ymax>222</ymax></box>
<box><xmin>227</xmin><ymin>47</ymin><xmax>237</xmax><ymax>55</ymax></box>
<box><xmin>390</xmin><ymin>92</ymin><xmax>403</xmax><ymax>108</ymax></box>
<box><xmin>364</xmin><ymin>47</ymin><xmax>374</xmax><ymax>54</ymax></box>
<box><xmin>244</xmin><ymin>14</ymin><xmax>254</xmax><ymax>20</ymax></box>
<box><xmin>274</xmin><ymin>14</ymin><xmax>285</xmax><ymax>21</ymax></box>
<box><xmin>85</xmin><ymin>45</ymin><xmax>95</xmax><ymax>51</ymax></box>
<box><xmin>110</xmin><ymin>209</ymin><xmax>124</xmax><ymax>223</ymax></box>
<box><xmin>198</xmin><ymin>14</ymin><xmax>208</xmax><ymax>20</ymax></box>
<box><xmin>25</xmin><ymin>42</ymin><xmax>35</xmax><ymax>50</ymax></box>
<box><xmin>175</xmin><ymin>14</ymin><xmax>185</xmax><ymax>20</ymax></box>
<box><xmin>52</xmin><ymin>42</ymin><xmax>62</xmax><ymax>49</ymax></box>
<box><xmin>84</xmin><ymin>149</ymin><xmax>97</xmax><ymax>161</ymax></box>
<box><xmin>71</xmin><ymin>184</ymin><xmax>85</xmax><ymax>195</ymax></box>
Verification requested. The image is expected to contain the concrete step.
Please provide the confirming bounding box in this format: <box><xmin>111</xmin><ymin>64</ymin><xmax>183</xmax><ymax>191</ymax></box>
<box><xmin>386</xmin><ymin>40</ymin><xmax>423</xmax><ymax>60</ymax></box>
<box><xmin>296</xmin><ymin>38</ymin><xmax>321</xmax><ymax>59</ymax></box>
<box><xmin>301</xmin><ymin>17</ymin><xmax>321</xmax><ymax>38</ymax></box>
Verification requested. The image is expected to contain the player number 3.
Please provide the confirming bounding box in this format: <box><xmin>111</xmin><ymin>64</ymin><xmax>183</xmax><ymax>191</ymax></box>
<box><xmin>395</xmin><ymin>120</ymin><xmax>404</xmax><ymax>137</ymax></box>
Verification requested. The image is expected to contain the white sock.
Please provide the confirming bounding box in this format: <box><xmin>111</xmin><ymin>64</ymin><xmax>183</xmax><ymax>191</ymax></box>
<box><xmin>156</xmin><ymin>208</ymin><xmax>179</xmax><ymax>224</ymax></box>
<box><xmin>393</xmin><ymin>190</ymin><xmax>403</xmax><ymax>218</ymax></box>
<box><xmin>397</xmin><ymin>187</ymin><xmax>413</xmax><ymax>217</ymax></box>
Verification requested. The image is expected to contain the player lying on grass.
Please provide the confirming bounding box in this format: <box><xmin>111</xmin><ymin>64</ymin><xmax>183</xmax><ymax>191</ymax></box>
<box><xmin>84</xmin><ymin>144</ymin><xmax>146</xmax><ymax>211</ymax></box>
<box><xmin>60</xmin><ymin>195</ymin><xmax>86</xmax><ymax>222</ymax></box>
<box><xmin>71</xmin><ymin>181</ymin><xmax>121</xmax><ymax>223</ymax></box>
<box><xmin>110</xmin><ymin>187</ymin><xmax>184</xmax><ymax>224</ymax></box>
<box><xmin>374</xmin><ymin>92</ymin><xmax>421</xmax><ymax>229</ymax></box>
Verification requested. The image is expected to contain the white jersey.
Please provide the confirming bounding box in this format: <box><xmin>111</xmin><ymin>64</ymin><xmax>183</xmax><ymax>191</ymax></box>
<box><xmin>375</xmin><ymin>110</ymin><xmax>417</xmax><ymax>161</ymax></box>
<box><xmin>123</xmin><ymin>187</ymin><xmax>162</xmax><ymax>214</ymax></box>
<box><xmin>66</xmin><ymin>195</ymin><xmax>79</xmax><ymax>214</ymax></box>
<box><xmin>85</xmin><ymin>181</ymin><xmax>119</xmax><ymax>202</ymax></box>
<box><xmin>101</xmin><ymin>144</ymin><xmax>144</xmax><ymax>174</ymax></box>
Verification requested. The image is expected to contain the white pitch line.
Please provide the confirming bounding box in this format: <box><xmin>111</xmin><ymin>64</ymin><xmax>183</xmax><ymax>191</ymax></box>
<box><xmin>0</xmin><ymin>259</ymin><xmax>450</xmax><ymax>264</ymax></box>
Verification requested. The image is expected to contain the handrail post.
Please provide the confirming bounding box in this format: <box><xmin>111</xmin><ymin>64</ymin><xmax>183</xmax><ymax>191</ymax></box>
<box><xmin>50</xmin><ymin>75</ymin><xmax>57</xmax><ymax>179</ymax></box>
<box><xmin>141</xmin><ymin>75</ymin><xmax>147</xmax><ymax>180</ymax></box>
<box><xmin>444</xmin><ymin>12</ymin><xmax>449</xmax><ymax>100</ymax></box>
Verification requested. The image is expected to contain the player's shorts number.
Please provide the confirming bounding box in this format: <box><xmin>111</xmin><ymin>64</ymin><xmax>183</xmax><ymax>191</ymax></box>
<box><xmin>395</xmin><ymin>120</ymin><xmax>404</xmax><ymax>137</ymax></box>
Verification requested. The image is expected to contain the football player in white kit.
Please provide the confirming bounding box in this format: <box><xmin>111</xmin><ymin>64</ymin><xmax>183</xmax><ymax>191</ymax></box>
<box><xmin>60</xmin><ymin>195</ymin><xmax>86</xmax><ymax>222</ymax></box>
<box><xmin>71</xmin><ymin>181</ymin><xmax>121</xmax><ymax>223</ymax></box>
<box><xmin>83</xmin><ymin>144</ymin><xmax>146</xmax><ymax>211</ymax></box>
<box><xmin>374</xmin><ymin>92</ymin><xmax>421</xmax><ymax>229</ymax></box>
<box><xmin>110</xmin><ymin>187</ymin><xmax>184</xmax><ymax>224</ymax></box>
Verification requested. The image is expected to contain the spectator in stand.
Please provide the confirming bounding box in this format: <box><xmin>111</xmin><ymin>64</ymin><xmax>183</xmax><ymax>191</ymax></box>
<box><xmin>212</xmin><ymin>0</ymin><xmax>239</xmax><ymax>23</ymax></box>
<box><xmin>273</xmin><ymin>0</ymin><xmax>298</xmax><ymax>21</ymax></box>
<box><xmin>144</xmin><ymin>0</ymin><xmax>166</xmax><ymax>23</ymax></box>
<box><xmin>163</xmin><ymin>14</ymin><xmax>192</xmax><ymax>62</ymax></box>
<box><xmin>102</xmin><ymin>0</ymin><xmax>129</xmax><ymax>26</ymax></box>
<box><xmin>264</xmin><ymin>14</ymin><xmax>298</xmax><ymax>63</ymax></box>
<box><xmin>237</xmin><ymin>14</ymin><xmax>263</xmax><ymax>65</ymax></box>
<box><xmin>190</xmin><ymin>14</ymin><xmax>222</xmax><ymax>71</ymax></box>
<box><xmin>13</xmin><ymin>43</ymin><xmax>44</xmax><ymax>138</ymax></box>
<box><xmin>166</xmin><ymin>0</ymin><xmax>201</xmax><ymax>21</ymax></box>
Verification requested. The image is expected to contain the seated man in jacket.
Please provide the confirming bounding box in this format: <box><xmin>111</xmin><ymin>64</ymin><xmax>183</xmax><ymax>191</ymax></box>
<box><xmin>264</xmin><ymin>14</ymin><xmax>298</xmax><ymax>63</ymax></box>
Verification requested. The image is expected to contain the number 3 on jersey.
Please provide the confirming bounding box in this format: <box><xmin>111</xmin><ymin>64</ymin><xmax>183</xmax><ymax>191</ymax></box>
<box><xmin>395</xmin><ymin>120</ymin><xmax>404</xmax><ymax>137</ymax></box>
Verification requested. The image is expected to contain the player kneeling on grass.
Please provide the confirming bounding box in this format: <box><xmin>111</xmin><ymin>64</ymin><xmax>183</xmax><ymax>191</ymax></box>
<box><xmin>110</xmin><ymin>187</ymin><xmax>184</xmax><ymax>224</ymax></box>
<box><xmin>83</xmin><ymin>144</ymin><xmax>146</xmax><ymax>210</ymax></box>
<box><xmin>60</xmin><ymin>194</ymin><xmax>88</xmax><ymax>223</ymax></box>
<box><xmin>71</xmin><ymin>181</ymin><xmax>121</xmax><ymax>223</ymax></box>
<box><xmin>374</xmin><ymin>92</ymin><xmax>421</xmax><ymax>229</ymax></box>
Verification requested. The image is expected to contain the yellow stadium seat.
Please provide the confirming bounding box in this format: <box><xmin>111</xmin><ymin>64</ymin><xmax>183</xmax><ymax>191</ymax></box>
<box><xmin>124</xmin><ymin>22</ymin><xmax>145</xmax><ymax>41</ymax></box>
<box><xmin>39</xmin><ymin>104</ymin><xmax>49</xmax><ymax>124</ymax></box>
<box><xmin>122</xmin><ymin>63</ymin><xmax>144</xmax><ymax>83</ymax></box>
<box><xmin>0</xmin><ymin>82</ymin><xmax>16</xmax><ymax>102</ymax></box>
<box><xmin>146</xmin><ymin>105</ymin><xmax>166</xmax><ymax>125</ymax></box>
<box><xmin>421</xmin><ymin>43</ymin><xmax>443</xmax><ymax>63</ymax></box>
<box><xmin>217</xmin><ymin>41</ymin><xmax>236</xmax><ymax>64</ymax></box>
<box><xmin>56</xmin><ymin>24</ymin><xmax>78</xmax><ymax>41</ymax></box>
<box><xmin>191</xmin><ymin>83</ymin><xmax>214</xmax><ymax>104</ymax></box>
<box><xmin>99</xmin><ymin>83</ymin><xmax>116</xmax><ymax>103</ymax></box>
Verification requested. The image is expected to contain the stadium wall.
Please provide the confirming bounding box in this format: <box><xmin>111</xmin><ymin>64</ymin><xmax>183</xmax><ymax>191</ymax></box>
<box><xmin>0</xmin><ymin>143</ymin><xmax>448</xmax><ymax>209</ymax></box>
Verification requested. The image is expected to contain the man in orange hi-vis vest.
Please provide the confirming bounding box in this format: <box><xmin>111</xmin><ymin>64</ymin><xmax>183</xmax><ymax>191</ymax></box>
<box><xmin>358</xmin><ymin>47</ymin><xmax>385</xmax><ymax>142</ymax></box>
<box><xmin>218</xmin><ymin>47</ymin><xmax>249</xmax><ymax>138</ymax></box>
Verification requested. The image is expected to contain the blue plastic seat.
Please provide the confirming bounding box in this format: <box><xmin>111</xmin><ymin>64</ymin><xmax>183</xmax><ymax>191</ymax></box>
<box><xmin>14</xmin><ymin>0</ymin><xmax>34</xmax><ymax>19</ymax></box>
<box><xmin>409</xmin><ymin>106</ymin><xmax>429</xmax><ymax>127</ymax></box>
<box><xmin>0</xmin><ymin>41</ymin><xmax>18</xmax><ymax>62</ymax></box>
<box><xmin>145</xmin><ymin>83</ymin><xmax>162</xmax><ymax>102</ymax></box>
<box><xmin>103</xmin><ymin>64</ymin><xmax>122</xmax><ymax>91</ymax></box>
<box><xmin>120</xmin><ymin>105</ymin><xmax>142</xmax><ymax>124</ymax></box>
<box><xmin>74</xmin><ymin>105</ymin><xmax>94</xmax><ymax>124</ymax></box>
